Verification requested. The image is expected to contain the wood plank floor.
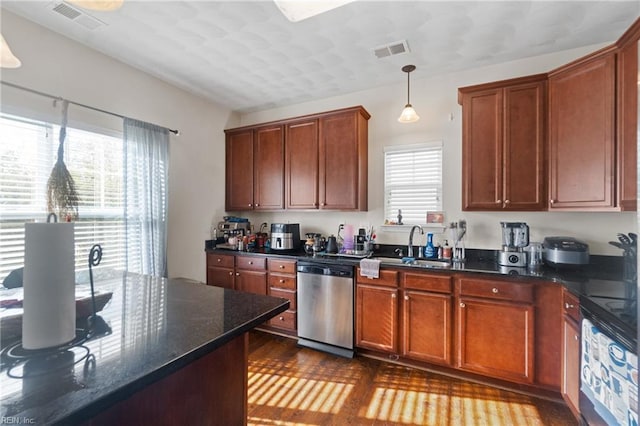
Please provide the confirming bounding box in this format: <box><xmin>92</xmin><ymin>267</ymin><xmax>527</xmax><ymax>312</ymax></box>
<box><xmin>247</xmin><ymin>331</ymin><xmax>578</xmax><ymax>426</ymax></box>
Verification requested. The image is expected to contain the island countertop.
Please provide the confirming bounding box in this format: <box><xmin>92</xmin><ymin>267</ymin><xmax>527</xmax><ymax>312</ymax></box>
<box><xmin>0</xmin><ymin>272</ymin><xmax>289</xmax><ymax>425</ymax></box>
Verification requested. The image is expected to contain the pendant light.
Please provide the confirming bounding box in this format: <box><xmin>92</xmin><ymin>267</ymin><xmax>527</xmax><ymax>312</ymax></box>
<box><xmin>1</xmin><ymin>33</ymin><xmax>21</xmax><ymax>68</ymax></box>
<box><xmin>398</xmin><ymin>65</ymin><xmax>420</xmax><ymax>123</ymax></box>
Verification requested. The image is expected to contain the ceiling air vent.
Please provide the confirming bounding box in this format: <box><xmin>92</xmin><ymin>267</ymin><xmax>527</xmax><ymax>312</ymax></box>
<box><xmin>51</xmin><ymin>1</ymin><xmax>106</xmax><ymax>30</ymax></box>
<box><xmin>373</xmin><ymin>40</ymin><xmax>410</xmax><ymax>59</ymax></box>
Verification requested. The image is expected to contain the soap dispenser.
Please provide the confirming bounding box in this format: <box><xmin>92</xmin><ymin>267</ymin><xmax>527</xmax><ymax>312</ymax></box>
<box><xmin>424</xmin><ymin>233</ymin><xmax>436</xmax><ymax>259</ymax></box>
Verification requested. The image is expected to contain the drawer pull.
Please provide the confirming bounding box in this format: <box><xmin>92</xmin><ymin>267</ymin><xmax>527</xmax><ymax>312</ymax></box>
<box><xmin>217</xmin><ymin>258</ymin><xmax>222</xmax><ymax>262</ymax></box>
<box><xmin>228</xmin><ymin>271</ymin><xmax>233</xmax><ymax>276</ymax></box>
<box><xmin>492</xmin><ymin>287</ymin><xmax>499</xmax><ymax>294</ymax></box>
<box><xmin>248</xmin><ymin>261</ymin><xmax>253</xmax><ymax>265</ymax></box>
<box><xmin>279</xmin><ymin>316</ymin><xmax>284</xmax><ymax>321</ymax></box>
<box><xmin>235</xmin><ymin>272</ymin><xmax>240</xmax><ymax>276</ymax></box>
<box><xmin>404</xmin><ymin>295</ymin><xmax>409</xmax><ymax>300</ymax></box>
<box><xmin>279</xmin><ymin>265</ymin><xmax>285</xmax><ymax>269</ymax></box>
<box><xmin>574</xmin><ymin>335</ymin><xmax>579</xmax><ymax>341</ymax></box>
<box><xmin>565</xmin><ymin>302</ymin><xmax>574</xmax><ymax>309</ymax></box>
<box><xmin>279</xmin><ymin>279</ymin><xmax>285</xmax><ymax>283</ymax></box>
<box><xmin>391</xmin><ymin>293</ymin><xmax>396</xmax><ymax>299</ymax></box>
<box><xmin>460</xmin><ymin>302</ymin><xmax>465</xmax><ymax>308</ymax></box>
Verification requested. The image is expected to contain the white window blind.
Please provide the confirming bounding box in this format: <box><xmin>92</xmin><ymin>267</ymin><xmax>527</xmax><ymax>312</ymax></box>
<box><xmin>384</xmin><ymin>142</ymin><xmax>443</xmax><ymax>224</ymax></box>
<box><xmin>0</xmin><ymin>113</ymin><xmax>131</xmax><ymax>284</ymax></box>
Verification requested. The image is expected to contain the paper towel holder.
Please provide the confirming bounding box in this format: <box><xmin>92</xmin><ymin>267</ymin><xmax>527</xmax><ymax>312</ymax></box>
<box><xmin>86</xmin><ymin>244</ymin><xmax>111</xmax><ymax>338</ymax></box>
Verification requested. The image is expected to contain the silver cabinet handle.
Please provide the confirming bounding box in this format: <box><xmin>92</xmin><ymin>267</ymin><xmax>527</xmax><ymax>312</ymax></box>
<box><xmin>404</xmin><ymin>295</ymin><xmax>409</xmax><ymax>300</ymax></box>
<box><xmin>492</xmin><ymin>287</ymin><xmax>499</xmax><ymax>293</ymax></box>
<box><xmin>504</xmin><ymin>200</ymin><xmax>510</xmax><ymax>204</ymax></box>
<box><xmin>565</xmin><ymin>302</ymin><xmax>574</xmax><ymax>309</ymax></box>
<box><xmin>217</xmin><ymin>258</ymin><xmax>222</xmax><ymax>262</ymax></box>
<box><xmin>248</xmin><ymin>261</ymin><xmax>253</xmax><ymax>265</ymax></box>
<box><xmin>279</xmin><ymin>279</ymin><xmax>285</xmax><ymax>283</ymax></box>
<box><xmin>279</xmin><ymin>265</ymin><xmax>285</xmax><ymax>269</ymax></box>
<box><xmin>550</xmin><ymin>199</ymin><xmax>556</xmax><ymax>204</ymax></box>
<box><xmin>574</xmin><ymin>335</ymin><xmax>579</xmax><ymax>341</ymax></box>
<box><xmin>391</xmin><ymin>293</ymin><xmax>396</xmax><ymax>299</ymax></box>
<box><xmin>496</xmin><ymin>200</ymin><xmax>501</xmax><ymax>203</ymax></box>
<box><xmin>235</xmin><ymin>272</ymin><xmax>240</xmax><ymax>276</ymax></box>
<box><xmin>228</xmin><ymin>271</ymin><xmax>233</xmax><ymax>276</ymax></box>
<box><xmin>460</xmin><ymin>302</ymin><xmax>465</xmax><ymax>308</ymax></box>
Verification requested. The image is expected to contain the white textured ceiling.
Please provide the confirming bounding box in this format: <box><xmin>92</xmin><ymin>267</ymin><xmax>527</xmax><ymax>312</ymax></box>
<box><xmin>2</xmin><ymin>1</ymin><xmax>639</xmax><ymax>113</ymax></box>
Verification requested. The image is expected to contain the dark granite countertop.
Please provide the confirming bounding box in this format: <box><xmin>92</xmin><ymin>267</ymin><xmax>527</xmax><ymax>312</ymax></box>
<box><xmin>206</xmin><ymin>242</ymin><xmax>637</xmax><ymax>348</ymax></box>
<box><xmin>0</xmin><ymin>272</ymin><xmax>289</xmax><ymax>425</ymax></box>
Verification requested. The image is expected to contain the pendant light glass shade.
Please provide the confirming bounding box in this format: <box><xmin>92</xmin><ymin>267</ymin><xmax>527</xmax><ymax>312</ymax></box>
<box><xmin>67</xmin><ymin>0</ymin><xmax>123</xmax><ymax>11</ymax></box>
<box><xmin>398</xmin><ymin>65</ymin><xmax>420</xmax><ymax>123</ymax></box>
<box><xmin>1</xmin><ymin>33</ymin><xmax>21</xmax><ymax>69</ymax></box>
<box><xmin>398</xmin><ymin>104</ymin><xmax>419</xmax><ymax>123</ymax></box>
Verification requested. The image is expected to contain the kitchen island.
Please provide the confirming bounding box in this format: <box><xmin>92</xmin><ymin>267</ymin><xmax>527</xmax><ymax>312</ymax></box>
<box><xmin>0</xmin><ymin>272</ymin><xmax>289</xmax><ymax>425</ymax></box>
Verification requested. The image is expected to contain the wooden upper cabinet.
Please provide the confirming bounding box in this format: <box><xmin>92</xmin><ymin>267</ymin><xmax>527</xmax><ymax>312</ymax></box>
<box><xmin>254</xmin><ymin>126</ymin><xmax>284</xmax><ymax>210</ymax></box>
<box><xmin>225</xmin><ymin>126</ymin><xmax>284</xmax><ymax>211</ymax></box>
<box><xmin>548</xmin><ymin>49</ymin><xmax>616</xmax><ymax>210</ymax></box>
<box><xmin>226</xmin><ymin>106</ymin><xmax>369</xmax><ymax>212</ymax></box>
<box><xmin>616</xmin><ymin>20</ymin><xmax>639</xmax><ymax>211</ymax></box>
<box><xmin>225</xmin><ymin>129</ymin><xmax>254</xmax><ymax>211</ymax></box>
<box><xmin>285</xmin><ymin>119</ymin><xmax>319</xmax><ymax>209</ymax></box>
<box><xmin>319</xmin><ymin>108</ymin><xmax>369</xmax><ymax>210</ymax></box>
<box><xmin>459</xmin><ymin>75</ymin><xmax>546</xmax><ymax>211</ymax></box>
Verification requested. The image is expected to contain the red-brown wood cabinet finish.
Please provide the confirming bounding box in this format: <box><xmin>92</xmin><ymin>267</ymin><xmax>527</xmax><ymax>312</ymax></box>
<box><xmin>266</xmin><ymin>258</ymin><xmax>298</xmax><ymax>332</ymax></box>
<box><xmin>401</xmin><ymin>272</ymin><xmax>453</xmax><ymax>366</ymax></box>
<box><xmin>459</xmin><ymin>75</ymin><xmax>546</xmax><ymax>211</ymax></box>
<box><xmin>285</xmin><ymin>119</ymin><xmax>319</xmax><ymax>209</ymax></box>
<box><xmin>355</xmin><ymin>269</ymin><xmax>399</xmax><ymax>353</ymax></box>
<box><xmin>548</xmin><ymin>49</ymin><xmax>617</xmax><ymax>210</ymax></box>
<box><xmin>456</xmin><ymin>276</ymin><xmax>535</xmax><ymax>384</ymax></box>
<box><xmin>206</xmin><ymin>253</ymin><xmax>235</xmax><ymax>289</ymax></box>
<box><xmin>84</xmin><ymin>334</ymin><xmax>248</xmax><ymax>426</ymax></box>
<box><xmin>616</xmin><ymin>20</ymin><xmax>640</xmax><ymax>211</ymax></box>
<box><xmin>225</xmin><ymin>125</ymin><xmax>284</xmax><ymax>211</ymax></box>
<box><xmin>226</xmin><ymin>106</ymin><xmax>369</xmax><ymax>212</ymax></box>
<box><xmin>561</xmin><ymin>290</ymin><xmax>581</xmax><ymax>419</ymax></box>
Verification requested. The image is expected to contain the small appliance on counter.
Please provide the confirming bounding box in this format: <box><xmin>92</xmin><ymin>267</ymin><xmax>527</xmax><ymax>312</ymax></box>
<box><xmin>498</xmin><ymin>222</ymin><xmax>529</xmax><ymax>267</ymax></box>
<box><xmin>214</xmin><ymin>217</ymin><xmax>251</xmax><ymax>250</ymax></box>
<box><xmin>542</xmin><ymin>236</ymin><xmax>589</xmax><ymax>268</ymax></box>
<box><xmin>270</xmin><ymin>223</ymin><xmax>301</xmax><ymax>251</ymax></box>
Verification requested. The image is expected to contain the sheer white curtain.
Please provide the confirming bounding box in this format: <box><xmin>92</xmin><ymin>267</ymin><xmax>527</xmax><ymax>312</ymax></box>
<box><xmin>123</xmin><ymin>118</ymin><xmax>169</xmax><ymax>278</ymax></box>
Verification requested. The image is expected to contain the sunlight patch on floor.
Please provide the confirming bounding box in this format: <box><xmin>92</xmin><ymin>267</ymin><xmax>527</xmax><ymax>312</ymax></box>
<box><xmin>248</xmin><ymin>371</ymin><xmax>354</xmax><ymax>414</ymax></box>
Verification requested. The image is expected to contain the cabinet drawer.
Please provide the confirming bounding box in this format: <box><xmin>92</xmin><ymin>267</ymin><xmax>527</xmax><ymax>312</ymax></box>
<box><xmin>236</xmin><ymin>255</ymin><xmax>266</xmax><ymax>271</ymax></box>
<box><xmin>269</xmin><ymin>287</ymin><xmax>297</xmax><ymax>311</ymax></box>
<box><xmin>356</xmin><ymin>268</ymin><xmax>398</xmax><ymax>287</ymax></box>
<box><xmin>268</xmin><ymin>310</ymin><xmax>297</xmax><ymax>331</ymax></box>
<box><xmin>268</xmin><ymin>258</ymin><xmax>296</xmax><ymax>274</ymax></box>
<box><xmin>562</xmin><ymin>290</ymin><xmax>580</xmax><ymax>323</ymax></box>
<box><xmin>268</xmin><ymin>274</ymin><xmax>296</xmax><ymax>290</ymax></box>
<box><xmin>207</xmin><ymin>253</ymin><xmax>235</xmax><ymax>268</ymax></box>
<box><xmin>458</xmin><ymin>277</ymin><xmax>534</xmax><ymax>304</ymax></box>
<box><xmin>402</xmin><ymin>272</ymin><xmax>452</xmax><ymax>293</ymax></box>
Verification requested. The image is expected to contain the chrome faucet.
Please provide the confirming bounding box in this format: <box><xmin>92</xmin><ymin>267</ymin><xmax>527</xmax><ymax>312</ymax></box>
<box><xmin>408</xmin><ymin>225</ymin><xmax>424</xmax><ymax>258</ymax></box>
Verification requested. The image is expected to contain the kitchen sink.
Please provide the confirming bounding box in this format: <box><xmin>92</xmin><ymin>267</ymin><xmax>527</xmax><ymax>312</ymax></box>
<box><xmin>375</xmin><ymin>257</ymin><xmax>451</xmax><ymax>269</ymax></box>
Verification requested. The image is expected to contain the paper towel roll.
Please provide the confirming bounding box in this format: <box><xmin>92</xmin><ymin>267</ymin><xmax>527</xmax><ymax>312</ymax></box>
<box><xmin>22</xmin><ymin>222</ymin><xmax>76</xmax><ymax>350</ymax></box>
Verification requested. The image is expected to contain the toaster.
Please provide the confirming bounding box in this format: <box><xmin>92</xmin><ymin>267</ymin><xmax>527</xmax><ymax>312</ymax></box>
<box><xmin>542</xmin><ymin>237</ymin><xmax>590</xmax><ymax>268</ymax></box>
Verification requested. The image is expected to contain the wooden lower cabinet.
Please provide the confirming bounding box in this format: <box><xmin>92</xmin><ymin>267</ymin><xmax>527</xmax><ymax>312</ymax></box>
<box><xmin>266</xmin><ymin>258</ymin><xmax>298</xmax><ymax>332</ymax></box>
<box><xmin>561</xmin><ymin>291</ymin><xmax>581</xmax><ymax>419</ymax></box>
<box><xmin>206</xmin><ymin>253</ymin><xmax>235</xmax><ymax>289</ymax></box>
<box><xmin>235</xmin><ymin>256</ymin><xmax>267</xmax><ymax>295</ymax></box>
<box><xmin>356</xmin><ymin>283</ymin><xmax>398</xmax><ymax>353</ymax></box>
<box><xmin>457</xmin><ymin>297</ymin><xmax>535</xmax><ymax>383</ymax></box>
<box><xmin>401</xmin><ymin>290</ymin><xmax>452</xmax><ymax>365</ymax></box>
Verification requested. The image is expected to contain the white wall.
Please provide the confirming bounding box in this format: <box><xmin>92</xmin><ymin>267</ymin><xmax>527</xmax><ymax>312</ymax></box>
<box><xmin>1</xmin><ymin>11</ymin><xmax>238</xmax><ymax>282</ymax></box>
<box><xmin>2</xmin><ymin>10</ymin><xmax>635</xmax><ymax>289</ymax></box>
<box><xmin>239</xmin><ymin>43</ymin><xmax>637</xmax><ymax>256</ymax></box>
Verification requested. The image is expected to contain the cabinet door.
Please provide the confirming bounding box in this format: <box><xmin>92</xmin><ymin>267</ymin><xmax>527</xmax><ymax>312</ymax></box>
<box><xmin>254</xmin><ymin>126</ymin><xmax>284</xmax><ymax>210</ymax></box>
<box><xmin>285</xmin><ymin>120</ymin><xmax>319</xmax><ymax>209</ymax></box>
<box><xmin>548</xmin><ymin>53</ymin><xmax>616</xmax><ymax>209</ymax></box>
<box><xmin>503</xmin><ymin>81</ymin><xmax>546</xmax><ymax>210</ymax></box>
<box><xmin>225</xmin><ymin>130</ymin><xmax>254</xmax><ymax>211</ymax></box>
<box><xmin>402</xmin><ymin>290</ymin><xmax>452</xmax><ymax>366</ymax></box>
<box><xmin>319</xmin><ymin>111</ymin><xmax>365</xmax><ymax>210</ymax></box>
<box><xmin>235</xmin><ymin>270</ymin><xmax>267</xmax><ymax>295</ymax></box>
<box><xmin>617</xmin><ymin>38</ymin><xmax>638</xmax><ymax>211</ymax></box>
<box><xmin>457</xmin><ymin>297</ymin><xmax>535</xmax><ymax>383</ymax></box>
<box><xmin>461</xmin><ymin>88</ymin><xmax>503</xmax><ymax>210</ymax></box>
<box><xmin>356</xmin><ymin>284</ymin><xmax>398</xmax><ymax>353</ymax></box>
<box><xmin>207</xmin><ymin>267</ymin><xmax>234</xmax><ymax>289</ymax></box>
<box><xmin>562</xmin><ymin>316</ymin><xmax>581</xmax><ymax>419</ymax></box>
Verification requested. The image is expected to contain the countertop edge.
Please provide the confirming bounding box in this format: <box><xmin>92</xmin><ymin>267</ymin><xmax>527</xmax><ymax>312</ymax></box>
<box><xmin>56</xmin><ymin>299</ymin><xmax>289</xmax><ymax>425</ymax></box>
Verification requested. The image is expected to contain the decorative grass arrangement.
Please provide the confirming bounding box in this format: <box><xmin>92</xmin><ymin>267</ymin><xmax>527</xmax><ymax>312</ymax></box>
<box><xmin>47</xmin><ymin>100</ymin><xmax>79</xmax><ymax>220</ymax></box>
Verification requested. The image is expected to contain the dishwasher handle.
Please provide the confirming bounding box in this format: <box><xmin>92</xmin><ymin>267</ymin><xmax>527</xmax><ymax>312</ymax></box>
<box><xmin>297</xmin><ymin>262</ymin><xmax>353</xmax><ymax>278</ymax></box>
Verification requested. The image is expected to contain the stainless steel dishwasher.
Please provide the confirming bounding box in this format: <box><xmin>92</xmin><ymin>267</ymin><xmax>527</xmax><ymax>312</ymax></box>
<box><xmin>297</xmin><ymin>260</ymin><xmax>354</xmax><ymax>358</ymax></box>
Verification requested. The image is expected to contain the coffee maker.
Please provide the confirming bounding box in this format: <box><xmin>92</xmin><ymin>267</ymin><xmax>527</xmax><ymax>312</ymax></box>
<box><xmin>498</xmin><ymin>222</ymin><xmax>529</xmax><ymax>267</ymax></box>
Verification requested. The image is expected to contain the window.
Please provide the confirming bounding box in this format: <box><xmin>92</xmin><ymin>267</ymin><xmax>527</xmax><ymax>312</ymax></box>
<box><xmin>384</xmin><ymin>142</ymin><xmax>443</xmax><ymax>225</ymax></box>
<box><xmin>0</xmin><ymin>113</ymin><xmax>131</xmax><ymax>283</ymax></box>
